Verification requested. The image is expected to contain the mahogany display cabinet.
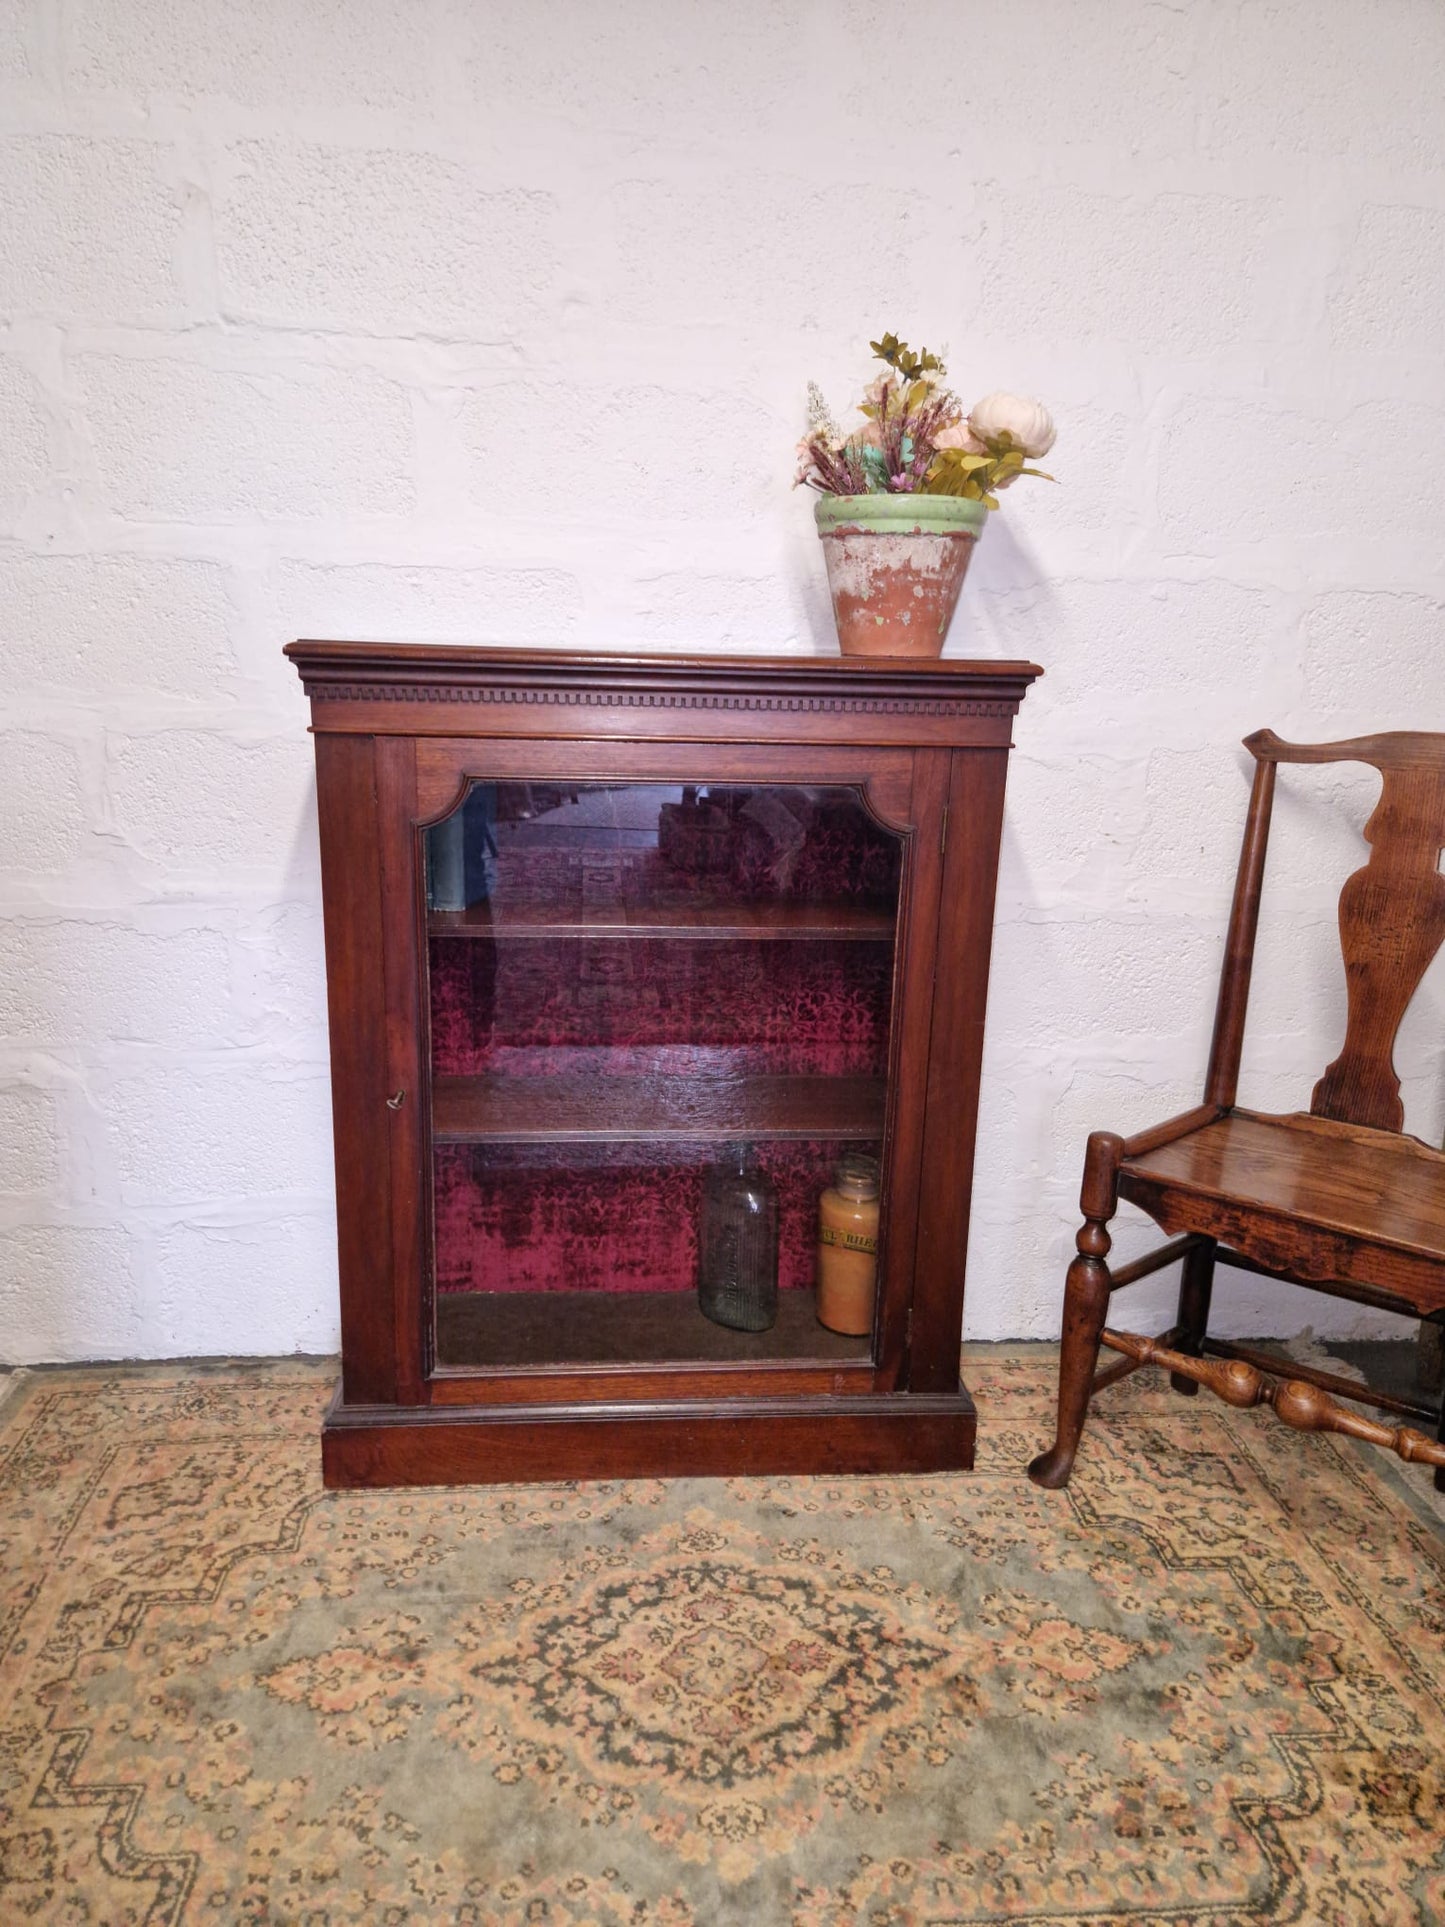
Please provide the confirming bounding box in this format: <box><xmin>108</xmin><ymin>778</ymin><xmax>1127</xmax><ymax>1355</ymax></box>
<box><xmin>285</xmin><ymin>641</ymin><xmax>1040</xmax><ymax>1487</ymax></box>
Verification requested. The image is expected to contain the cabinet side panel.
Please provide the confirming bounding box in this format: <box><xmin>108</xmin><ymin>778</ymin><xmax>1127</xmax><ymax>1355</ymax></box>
<box><xmin>911</xmin><ymin>746</ymin><xmax>1012</xmax><ymax>1390</ymax></box>
<box><xmin>314</xmin><ymin>733</ymin><xmax>397</xmax><ymax>1405</ymax></box>
<box><xmin>874</xmin><ymin>748</ymin><xmax>950</xmax><ymax>1390</ymax></box>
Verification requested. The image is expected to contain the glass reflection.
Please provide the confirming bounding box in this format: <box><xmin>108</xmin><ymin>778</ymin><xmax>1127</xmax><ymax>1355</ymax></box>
<box><xmin>424</xmin><ymin>782</ymin><xmax>901</xmax><ymax>1370</ymax></box>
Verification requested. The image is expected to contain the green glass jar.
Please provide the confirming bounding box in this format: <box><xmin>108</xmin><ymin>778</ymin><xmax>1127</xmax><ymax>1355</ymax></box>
<box><xmin>698</xmin><ymin>1142</ymin><xmax>779</xmax><ymax>1332</ymax></box>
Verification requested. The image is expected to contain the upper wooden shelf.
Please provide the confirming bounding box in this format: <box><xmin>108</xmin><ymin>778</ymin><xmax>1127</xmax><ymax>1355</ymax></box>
<box><xmin>432</xmin><ymin>1071</ymin><xmax>885</xmax><ymax>1144</ymax></box>
<box><xmin>428</xmin><ymin>900</ymin><xmax>896</xmax><ymax>943</ymax></box>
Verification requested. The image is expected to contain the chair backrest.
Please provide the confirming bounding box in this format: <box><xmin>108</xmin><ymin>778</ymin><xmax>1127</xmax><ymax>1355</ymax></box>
<box><xmin>1204</xmin><ymin>729</ymin><xmax>1445</xmax><ymax>1133</ymax></box>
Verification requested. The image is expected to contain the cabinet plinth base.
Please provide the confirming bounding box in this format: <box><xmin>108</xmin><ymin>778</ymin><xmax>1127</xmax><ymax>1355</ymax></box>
<box><xmin>320</xmin><ymin>1383</ymin><xmax>977</xmax><ymax>1488</ymax></box>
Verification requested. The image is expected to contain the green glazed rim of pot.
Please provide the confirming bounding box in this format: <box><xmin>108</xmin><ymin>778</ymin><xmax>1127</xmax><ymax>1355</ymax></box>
<box><xmin>813</xmin><ymin>492</ymin><xmax>988</xmax><ymax>537</ymax></box>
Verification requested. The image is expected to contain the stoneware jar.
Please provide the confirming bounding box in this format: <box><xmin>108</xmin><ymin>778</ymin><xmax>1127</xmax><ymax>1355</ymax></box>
<box><xmin>815</xmin><ymin>493</ymin><xmax>986</xmax><ymax>659</ymax></box>
<box><xmin>816</xmin><ymin>1152</ymin><xmax>882</xmax><ymax>1335</ymax></box>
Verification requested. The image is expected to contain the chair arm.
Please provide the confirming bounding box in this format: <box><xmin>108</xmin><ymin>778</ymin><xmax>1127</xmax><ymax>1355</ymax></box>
<box><xmin>1121</xmin><ymin>1105</ymin><xmax>1225</xmax><ymax>1160</ymax></box>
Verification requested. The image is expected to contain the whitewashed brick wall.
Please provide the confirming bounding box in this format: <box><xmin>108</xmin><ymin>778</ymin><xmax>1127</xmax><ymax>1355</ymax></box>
<box><xmin>3</xmin><ymin>0</ymin><xmax>1443</xmax><ymax>1361</ymax></box>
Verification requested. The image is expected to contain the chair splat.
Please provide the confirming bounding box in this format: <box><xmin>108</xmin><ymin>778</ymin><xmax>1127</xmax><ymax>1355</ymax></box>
<box><xmin>1248</xmin><ymin>731</ymin><xmax>1445</xmax><ymax>1133</ymax></box>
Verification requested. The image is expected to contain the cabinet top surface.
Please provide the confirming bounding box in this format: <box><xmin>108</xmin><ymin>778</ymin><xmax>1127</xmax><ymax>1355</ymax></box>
<box><xmin>283</xmin><ymin>639</ymin><xmax>1048</xmax><ymax>724</ymax></box>
<box><xmin>284</xmin><ymin>640</ymin><xmax>1041</xmax><ymax>745</ymax></box>
<box><xmin>285</xmin><ymin>639</ymin><xmax>1041</xmax><ymax>682</ymax></box>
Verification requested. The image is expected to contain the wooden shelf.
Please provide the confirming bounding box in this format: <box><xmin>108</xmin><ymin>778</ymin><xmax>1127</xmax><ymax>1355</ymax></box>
<box><xmin>432</xmin><ymin>1071</ymin><xmax>885</xmax><ymax>1144</ymax></box>
<box><xmin>429</xmin><ymin>900</ymin><xmax>896</xmax><ymax>942</ymax></box>
<box><xmin>436</xmin><ymin>1287</ymin><xmax>870</xmax><ymax>1369</ymax></box>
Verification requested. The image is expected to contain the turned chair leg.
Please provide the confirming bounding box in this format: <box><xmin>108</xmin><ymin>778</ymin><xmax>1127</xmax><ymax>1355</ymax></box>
<box><xmin>1028</xmin><ymin>1132</ymin><xmax>1123</xmax><ymax>1490</ymax></box>
<box><xmin>1170</xmin><ymin>1238</ymin><xmax>1217</xmax><ymax>1396</ymax></box>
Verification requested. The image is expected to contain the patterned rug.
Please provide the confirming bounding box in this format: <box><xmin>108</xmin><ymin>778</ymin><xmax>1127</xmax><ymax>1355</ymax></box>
<box><xmin>1</xmin><ymin>1353</ymin><xmax>1442</xmax><ymax>1925</ymax></box>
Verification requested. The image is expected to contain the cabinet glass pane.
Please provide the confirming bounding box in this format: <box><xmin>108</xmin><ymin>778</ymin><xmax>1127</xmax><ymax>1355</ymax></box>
<box><xmin>424</xmin><ymin>781</ymin><xmax>901</xmax><ymax>1369</ymax></box>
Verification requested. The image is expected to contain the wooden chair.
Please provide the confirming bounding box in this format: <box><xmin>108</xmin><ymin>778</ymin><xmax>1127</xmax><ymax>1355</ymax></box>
<box><xmin>1028</xmin><ymin>729</ymin><xmax>1445</xmax><ymax>1489</ymax></box>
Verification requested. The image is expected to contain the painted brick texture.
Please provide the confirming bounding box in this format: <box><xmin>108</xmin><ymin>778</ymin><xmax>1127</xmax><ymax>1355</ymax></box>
<box><xmin>1</xmin><ymin>0</ymin><xmax>1442</xmax><ymax>1362</ymax></box>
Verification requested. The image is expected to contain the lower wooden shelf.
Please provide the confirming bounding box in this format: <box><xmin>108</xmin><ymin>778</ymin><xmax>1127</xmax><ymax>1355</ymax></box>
<box><xmin>321</xmin><ymin>1382</ymin><xmax>978</xmax><ymax>1487</ymax></box>
<box><xmin>432</xmin><ymin>1071</ymin><xmax>885</xmax><ymax>1143</ymax></box>
<box><xmin>435</xmin><ymin>1286</ymin><xmax>869</xmax><ymax>1369</ymax></box>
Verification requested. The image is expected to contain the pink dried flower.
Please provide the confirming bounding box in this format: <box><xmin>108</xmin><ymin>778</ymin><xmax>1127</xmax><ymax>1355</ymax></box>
<box><xmin>931</xmin><ymin>420</ymin><xmax>984</xmax><ymax>453</ymax></box>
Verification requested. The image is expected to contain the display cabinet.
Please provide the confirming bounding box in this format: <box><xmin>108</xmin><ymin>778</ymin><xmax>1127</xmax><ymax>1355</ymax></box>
<box><xmin>285</xmin><ymin>642</ymin><xmax>1040</xmax><ymax>1487</ymax></box>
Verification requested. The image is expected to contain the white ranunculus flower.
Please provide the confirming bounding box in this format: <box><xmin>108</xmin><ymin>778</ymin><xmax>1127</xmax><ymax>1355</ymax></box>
<box><xmin>966</xmin><ymin>392</ymin><xmax>1056</xmax><ymax>458</ymax></box>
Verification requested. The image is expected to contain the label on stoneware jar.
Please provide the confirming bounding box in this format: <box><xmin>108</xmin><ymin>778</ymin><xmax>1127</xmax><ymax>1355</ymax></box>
<box><xmin>818</xmin><ymin>1226</ymin><xmax>878</xmax><ymax>1255</ymax></box>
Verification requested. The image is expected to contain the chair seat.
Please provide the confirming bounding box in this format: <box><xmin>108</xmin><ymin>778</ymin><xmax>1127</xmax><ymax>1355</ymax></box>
<box><xmin>1119</xmin><ymin>1109</ymin><xmax>1445</xmax><ymax>1313</ymax></box>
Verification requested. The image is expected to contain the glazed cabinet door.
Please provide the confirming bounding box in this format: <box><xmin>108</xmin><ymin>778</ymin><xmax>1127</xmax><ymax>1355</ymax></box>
<box><xmin>335</xmin><ymin>735</ymin><xmax>954</xmax><ymax>1409</ymax></box>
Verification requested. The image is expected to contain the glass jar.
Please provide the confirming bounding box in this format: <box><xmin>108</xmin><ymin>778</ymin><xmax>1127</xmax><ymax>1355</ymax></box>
<box><xmin>698</xmin><ymin>1143</ymin><xmax>779</xmax><ymax>1332</ymax></box>
<box><xmin>816</xmin><ymin>1153</ymin><xmax>881</xmax><ymax>1335</ymax></box>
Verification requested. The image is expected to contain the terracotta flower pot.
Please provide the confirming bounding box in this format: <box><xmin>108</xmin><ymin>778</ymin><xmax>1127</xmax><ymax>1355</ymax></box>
<box><xmin>815</xmin><ymin>493</ymin><xmax>987</xmax><ymax>658</ymax></box>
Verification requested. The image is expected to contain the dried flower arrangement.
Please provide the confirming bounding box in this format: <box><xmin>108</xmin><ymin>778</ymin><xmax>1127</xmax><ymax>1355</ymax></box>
<box><xmin>796</xmin><ymin>332</ymin><xmax>1056</xmax><ymax>510</ymax></box>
